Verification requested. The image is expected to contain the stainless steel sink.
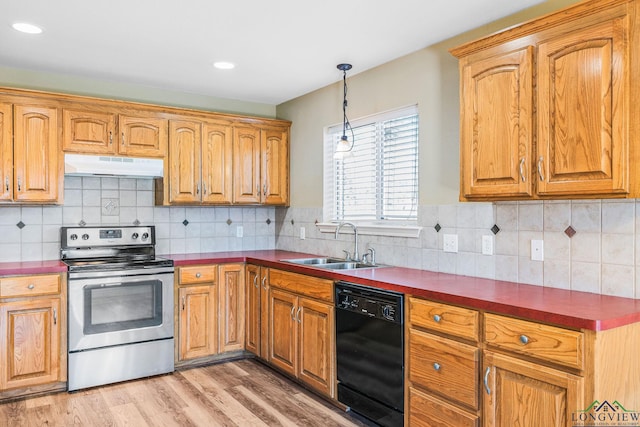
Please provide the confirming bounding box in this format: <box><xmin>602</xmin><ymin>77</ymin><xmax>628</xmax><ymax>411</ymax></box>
<box><xmin>283</xmin><ymin>257</ymin><xmax>385</xmax><ymax>270</ymax></box>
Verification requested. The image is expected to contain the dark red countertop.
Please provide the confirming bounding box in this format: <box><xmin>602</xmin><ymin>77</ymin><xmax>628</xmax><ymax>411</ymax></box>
<box><xmin>168</xmin><ymin>250</ymin><xmax>640</xmax><ymax>332</ymax></box>
<box><xmin>3</xmin><ymin>250</ymin><xmax>639</xmax><ymax>332</ymax></box>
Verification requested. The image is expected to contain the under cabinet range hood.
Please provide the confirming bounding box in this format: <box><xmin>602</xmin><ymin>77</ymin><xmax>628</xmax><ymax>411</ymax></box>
<box><xmin>64</xmin><ymin>154</ymin><xmax>164</xmax><ymax>178</ymax></box>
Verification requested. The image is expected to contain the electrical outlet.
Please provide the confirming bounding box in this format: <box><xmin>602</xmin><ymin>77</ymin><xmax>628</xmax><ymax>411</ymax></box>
<box><xmin>531</xmin><ymin>239</ymin><xmax>544</xmax><ymax>261</ymax></box>
<box><xmin>482</xmin><ymin>235</ymin><xmax>493</xmax><ymax>255</ymax></box>
<box><xmin>236</xmin><ymin>226</ymin><xmax>243</xmax><ymax>238</ymax></box>
<box><xmin>299</xmin><ymin>227</ymin><xmax>306</xmax><ymax>240</ymax></box>
<box><xmin>443</xmin><ymin>234</ymin><xmax>458</xmax><ymax>253</ymax></box>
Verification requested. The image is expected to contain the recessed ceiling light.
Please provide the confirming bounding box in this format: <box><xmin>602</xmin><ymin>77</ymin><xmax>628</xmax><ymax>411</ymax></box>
<box><xmin>213</xmin><ymin>61</ymin><xmax>235</xmax><ymax>70</ymax></box>
<box><xmin>12</xmin><ymin>22</ymin><xmax>43</xmax><ymax>34</ymax></box>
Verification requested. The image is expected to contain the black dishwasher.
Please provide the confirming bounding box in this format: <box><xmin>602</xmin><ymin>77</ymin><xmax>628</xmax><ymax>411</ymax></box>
<box><xmin>335</xmin><ymin>281</ymin><xmax>404</xmax><ymax>427</ymax></box>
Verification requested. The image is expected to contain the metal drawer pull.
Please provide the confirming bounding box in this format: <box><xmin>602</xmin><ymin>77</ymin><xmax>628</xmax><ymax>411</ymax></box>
<box><xmin>253</xmin><ymin>276</ymin><xmax>258</xmax><ymax>288</ymax></box>
<box><xmin>433</xmin><ymin>362</ymin><xmax>441</xmax><ymax>371</ymax></box>
<box><xmin>109</xmin><ymin>131</ymin><xmax>113</xmax><ymax>145</ymax></box>
<box><xmin>296</xmin><ymin>307</ymin><xmax>302</xmax><ymax>323</ymax></box>
<box><xmin>484</xmin><ymin>367</ymin><xmax>491</xmax><ymax>395</ymax></box>
<box><xmin>53</xmin><ymin>308</ymin><xmax>57</xmax><ymax>325</ymax></box>
<box><xmin>195</xmin><ymin>272</ymin><xmax>201</xmax><ymax>278</ymax></box>
<box><xmin>28</xmin><ymin>284</ymin><xmax>35</xmax><ymax>290</ymax></box>
<box><xmin>519</xmin><ymin>334</ymin><xmax>529</xmax><ymax>344</ymax></box>
<box><xmin>433</xmin><ymin>314</ymin><xmax>441</xmax><ymax>323</ymax></box>
<box><xmin>290</xmin><ymin>306</ymin><xmax>295</xmax><ymax>321</ymax></box>
<box><xmin>537</xmin><ymin>156</ymin><xmax>545</xmax><ymax>181</ymax></box>
<box><xmin>261</xmin><ymin>276</ymin><xmax>267</xmax><ymax>290</ymax></box>
<box><xmin>519</xmin><ymin>157</ymin><xmax>526</xmax><ymax>182</ymax></box>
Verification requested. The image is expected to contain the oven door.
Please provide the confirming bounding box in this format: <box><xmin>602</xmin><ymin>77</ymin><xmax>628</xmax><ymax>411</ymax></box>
<box><xmin>68</xmin><ymin>270</ymin><xmax>174</xmax><ymax>352</ymax></box>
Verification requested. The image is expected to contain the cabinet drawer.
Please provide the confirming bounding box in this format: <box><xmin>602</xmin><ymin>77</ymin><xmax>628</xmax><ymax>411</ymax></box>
<box><xmin>484</xmin><ymin>313</ymin><xmax>584</xmax><ymax>370</ymax></box>
<box><xmin>409</xmin><ymin>329</ymin><xmax>479</xmax><ymax>409</ymax></box>
<box><xmin>0</xmin><ymin>274</ymin><xmax>60</xmax><ymax>297</ymax></box>
<box><xmin>269</xmin><ymin>269</ymin><xmax>333</xmax><ymax>302</ymax></box>
<box><xmin>409</xmin><ymin>297</ymin><xmax>479</xmax><ymax>342</ymax></box>
<box><xmin>409</xmin><ymin>387</ymin><xmax>479</xmax><ymax>427</ymax></box>
<box><xmin>178</xmin><ymin>265</ymin><xmax>217</xmax><ymax>285</ymax></box>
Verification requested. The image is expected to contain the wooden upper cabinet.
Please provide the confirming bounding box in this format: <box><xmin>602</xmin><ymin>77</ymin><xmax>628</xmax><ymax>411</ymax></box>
<box><xmin>118</xmin><ymin>114</ymin><xmax>168</xmax><ymax>157</ymax></box>
<box><xmin>261</xmin><ymin>127</ymin><xmax>289</xmax><ymax>205</ymax></box>
<box><xmin>460</xmin><ymin>47</ymin><xmax>533</xmax><ymax>199</ymax></box>
<box><xmin>63</xmin><ymin>109</ymin><xmax>116</xmax><ymax>154</ymax></box>
<box><xmin>537</xmin><ymin>17</ymin><xmax>627</xmax><ymax>196</ymax></box>
<box><xmin>169</xmin><ymin>119</ymin><xmax>202</xmax><ymax>203</ymax></box>
<box><xmin>233</xmin><ymin>126</ymin><xmax>261</xmax><ymax>204</ymax></box>
<box><xmin>13</xmin><ymin>104</ymin><xmax>59</xmax><ymax>203</ymax></box>
<box><xmin>0</xmin><ymin>103</ymin><xmax>12</xmax><ymax>201</ymax></box>
<box><xmin>202</xmin><ymin>121</ymin><xmax>233</xmax><ymax>204</ymax></box>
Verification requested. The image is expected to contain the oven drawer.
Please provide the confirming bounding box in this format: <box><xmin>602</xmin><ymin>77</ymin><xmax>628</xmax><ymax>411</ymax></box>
<box><xmin>484</xmin><ymin>313</ymin><xmax>584</xmax><ymax>369</ymax></box>
<box><xmin>0</xmin><ymin>274</ymin><xmax>60</xmax><ymax>298</ymax></box>
<box><xmin>179</xmin><ymin>265</ymin><xmax>217</xmax><ymax>285</ymax></box>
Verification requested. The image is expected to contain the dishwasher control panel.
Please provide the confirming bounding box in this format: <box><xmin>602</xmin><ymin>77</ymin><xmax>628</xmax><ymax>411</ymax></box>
<box><xmin>335</xmin><ymin>281</ymin><xmax>403</xmax><ymax>323</ymax></box>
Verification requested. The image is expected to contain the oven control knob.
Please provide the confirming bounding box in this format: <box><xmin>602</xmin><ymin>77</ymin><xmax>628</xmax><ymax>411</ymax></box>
<box><xmin>141</xmin><ymin>232</ymin><xmax>149</xmax><ymax>241</ymax></box>
<box><xmin>132</xmin><ymin>233</ymin><xmax>139</xmax><ymax>240</ymax></box>
<box><xmin>69</xmin><ymin>234</ymin><xmax>78</xmax><ymax>241</ymax></box>
<box><xmin>81</xmin><ymin>234</ymin><xmax>89</xmax><ymax>240</ymax></box>
<box><xmin>382</xmin><ymin>305</ymin><xmax>395</xmax><ymax>321</ymax></box>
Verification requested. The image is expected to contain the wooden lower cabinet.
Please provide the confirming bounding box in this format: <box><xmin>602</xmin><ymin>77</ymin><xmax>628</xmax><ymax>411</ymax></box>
<box><xmin>218</xmin><ymin>264</ymin><xmax>245</xmax><ymax>353</ymax></box>
<box><xmin>409</xmin><ymin>387</ymin><xmax>478</xmax><ymax>427</ymax></box>
<box><xmin>268</xmin><ymin>269</ymin><xmax>335</xmax><ymax>398</ymax></box>
<box><xmin>483</xmin><ymin>351</ymin><xmax>583</xmax><ymax>427</ymax></box>
<box><xmin>178</xmin><ymin>285</ymin><xmax>217</xmax><ymax>361</ymax></box>
<box><xmin>245</xmin><ymin>264</ymin><xmax>269</xmax><ymax>358</ymax></box>
<box><xmin>0</xmin><ymin>273</ymin><xmax>65</xmax><ymax>397</ymax></box>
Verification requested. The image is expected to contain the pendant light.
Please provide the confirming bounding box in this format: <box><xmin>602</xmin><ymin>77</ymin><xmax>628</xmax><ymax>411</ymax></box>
<box><xmin>334</xmin><ymin>63</ymin><xmax>353</xmax><ymax>159</ymax></box>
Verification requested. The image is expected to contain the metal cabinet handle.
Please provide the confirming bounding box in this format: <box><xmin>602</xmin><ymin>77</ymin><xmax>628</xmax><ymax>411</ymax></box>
<box><xmin>519</xmin><ymin>157</ymin><xmax>526</xmax><ymax>182</ymax></box>
<box><xmin>537</xmin><ymin>156</ymin><xmax>545</xmax><ymax>181</ymax></box>
<box><xmin>182</xmin><ymin>296</ymin><xmax>186</xmax><ymax>311</ymax></box>
<box><xmin>53</xmin><ymin>308</ymin><xmax>57</xmax><ymax>325</ymax></box>
<box><xmin>196</xmin><ymin>182</ymin><xmax>200</xmax><ymax>195</ymax></box>
<box><xmin>109</xmin><ymin>130</ymin><xmax>113</xmax><ymax>145</ymax></box>
<box><xmin>290</xmin><ymin>306</ymin><xmax>295</xmax><ymax>321</ymax></box>
<box><xmin>296</xmin><ymin>307</ymin><xmax>302</xmax><ymax>323</ymax></box>
<box><xmin>261</xmin><ymin>276</ymin><xmax>267</xmax><ymax>290</ymax></box>
<box><xmin>256</xmin><ymin>184</ymin><xmax>260</xmax><ymax>195</ymax></box>
<box><xmin>433</xmin><ymin>314</ymin><xmax>441</xmax><ymax>323</ymax></box>
<box><xmin>253</xmin><ymin>275</ymin><xmax>258</xmax><ymax>288</ymax></box>
<box><xmin>5</xmin><ymin>176</ymin><xmax>9</xmax><ymax>192</ymax></box>
<box><xmin>263</xmin><ymin>184</ymin><xmax>267</xmax><ymax>196</ymax></box>
<box><xmin>121</xmin><ymin>132</ymin><xmax>125</xmax><ymax>146</ymax></box>
<box><xmin>433</xmin><ymin>362</ymin><xmax>441</xmax><ymax>371</ymax></box>
<box><xmin>17</xmin><ymin>177</ymin><xmax>21</xmax><ymax>192</ymax></box>
<box><xmin>519</xmin><ymin>334</ymin><xmax>529</xmax><ymax>344</ymax></box>
<box><xmin>203</xmin><ymin>183</ymin><xmax>207</xmax><ymax>195</ymax></box>
<box><xmin>195</xmin><ymin>272</ymin><xmax>201</xmax><ymax>278</ymax></box>
<box><xmin>28</xmin><ymin>284</ymin><xmax>35</xmax><ymax>290</ymax></box>
<box><xmin>484</xmin><ymin>367</ymin><xmax>491</xmax><ymax>395</ymax></box>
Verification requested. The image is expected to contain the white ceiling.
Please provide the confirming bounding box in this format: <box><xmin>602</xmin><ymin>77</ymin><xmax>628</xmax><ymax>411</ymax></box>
<box><xmin>1</xmin><ymin>0</ymin><xmax>543</xmax><ymax>105</ymax></box>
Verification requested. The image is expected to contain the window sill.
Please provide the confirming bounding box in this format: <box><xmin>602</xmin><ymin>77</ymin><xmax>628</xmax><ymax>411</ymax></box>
<box><xmin>316</xmin><ymin>222</ymin><xmax>422</xmax><ymax>238</ymax></box>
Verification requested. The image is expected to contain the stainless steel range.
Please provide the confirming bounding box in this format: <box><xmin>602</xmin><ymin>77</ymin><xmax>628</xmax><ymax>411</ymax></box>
<box><xmin>61</xmin><ymin>225</ymin><xmax>174</xmax><ymax>391</ymax></box>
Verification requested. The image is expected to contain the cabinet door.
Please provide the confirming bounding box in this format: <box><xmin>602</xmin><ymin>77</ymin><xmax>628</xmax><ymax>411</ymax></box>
<box><xmin>259</xmin><ymin>268</ymin><xmax>269</xmax><ymax>359</ymax></box>
<box><xmin>297</xmin><ymin>297</ymin><xmax>334</xmax><ymax>398</ymax></box>
<box><xmin>169</xmin><ymin>119</ymin><xmax>202</xmax><ymax>203</ymax></box>
<box><xmin>62</xmin><ymin>109</ymin><xmax>117</xmax><ymax>154</ymax></box>
<box><xmin>218</xmin><ymin>264</ymin><xmax>245</xmax><ymax>353</ymax></box>
<box><xmin>268</xmin><ymin>288</ymin><xmax>297</xmax><ymax>377</ymax></box>
<box><xmin>244</xmin><ymin>264</ymin><xmax>261</xmax><ymax>356</ymax></box>
<box><xmin>178</xmin><ymin>285</ymin><xmax>217</xmax><ymax>361</ymax></box>
<box><xmin>118</xmin><ymin>115</ymin><xmax>168</xmax><ymax>157</ymax></box>
<box><xmin>460</xmin><ymin>47</ymin><xmax>534</xmax><ymax>199</ymax></box>
<box><xmin>202</xmin><ymin>121</ymin><xmax>233</xmax><ymax>204</ymax></box>
<box><xmin>13</xmin><ymin>104</ymin><xmax>59</xmax><ymax>203</ymax></box>
<box><xmin>0</xmin><ymin>103</ymin><xmax>12</xmax><ymax>201</ymax></box>
<box><xmin>233</xmin><ymin>126</ymin><xmax>261</xmax><ymax>204</ymax></box>
<box><xmin>260</xmin><ymin>127</ymin><xmax>289</xmax><ymax>205</ymax></box>
<box><xmin>537</xmin><ymin>18</ymin><xmax>627</xmax><ymax>196</ymax></box>
<box><xmin>483</xmin><ymin>351</ymin><xmax>583</xmax><ymax>427</ymax></box>
<box><xmin>0</xmin><ymin>298</ymin><xmax>61</xmax><ymax>390</ymax></box>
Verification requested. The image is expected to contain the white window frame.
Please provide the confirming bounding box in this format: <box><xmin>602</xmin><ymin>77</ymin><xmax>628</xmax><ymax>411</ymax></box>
<box><xmin>318</xmin><ymin>105</ymin><xmax>422</xmax><ymax>238</ymax></box>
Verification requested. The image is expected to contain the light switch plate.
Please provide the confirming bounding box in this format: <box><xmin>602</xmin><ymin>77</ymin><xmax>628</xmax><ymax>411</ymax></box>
<box><xmin>443</xmin><ymin>234</ymin><xmax>458</xmax><ymax>253</ymax></box>
<box><xmin>482</xmin><ymin>235</ymin><xmax>493</xmax><ymax>255</ymax></box>
<box><xmin>236</xmin><ymin>226</ymin><xmax>243</xmax><ymax>238</ymax></box>
<box><xmin>531</xmin><ymin>239</ymin><xmax>544</xmax><ymax>261</ymax></box>
<box><xmin>299</xmin><ymin>227</ymin><xmax>306</xmax><ymax>240</ymax></box>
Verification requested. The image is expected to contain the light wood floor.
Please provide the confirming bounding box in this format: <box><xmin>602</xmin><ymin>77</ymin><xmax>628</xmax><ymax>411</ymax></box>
<box><xmin>0</xmin><ymin>359</ymin><xmax>369</xmax><ymax>426</ymax></box>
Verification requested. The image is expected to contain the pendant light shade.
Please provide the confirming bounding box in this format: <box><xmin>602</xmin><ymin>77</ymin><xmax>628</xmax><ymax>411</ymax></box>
<box><xmin>334</xmin><ymin>63</ymin><xmax>353</xmax><ymax>159</ymax></box>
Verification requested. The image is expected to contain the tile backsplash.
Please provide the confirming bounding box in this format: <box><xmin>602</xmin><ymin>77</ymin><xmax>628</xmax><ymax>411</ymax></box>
<box><xmin>0</xmin><ymin>176</ymin><xmax>275</xmax><ymax>261</ymax></box>
<box><xmin>275</xmin><ymin>200</ymin><xmax>640</xmax><ymax>299</ymax></box>
<box><xmin>2</xmin><ymin>177</ymin><xmax>640</xmax><ymax>299</ymax></box>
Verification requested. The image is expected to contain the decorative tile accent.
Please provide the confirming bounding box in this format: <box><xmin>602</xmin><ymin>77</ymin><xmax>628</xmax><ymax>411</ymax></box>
<box><xmin>491</xmin><ymin>224</ymin><xmax>500</xmax><ymax>235</ymax></box>
<box><xmin>133</xmin><ymin>219</ymin><xmax>141</xmax><ymax>226</ymax></box>
<box><xmin>291</xmin><ymin>219</ymin><xmax>295</xmax><ymax>225</ymax></box>
<box><xmin>16</xmin><ymin>221</ymin><xmax>25</xmax><ymax>229</ymax></box>
<box><xmin>226</xmin><ymin>219</ymin><xmax>233</xmax><ymax>225</ymax></box>
<box><xmin>102</xmin><ymin>198</ymin><xmax>119</xmax><ymax>216</ymax></box>
<box><xmin>434</xmin><ymin>223</ymin><xmax>441</xmax><ymax>232</ymax></box>
<box><xmin>266</xmin><ymin>218</ymin><xmax>271</xmax><ymax>225</ymax></box>
<box><xmin>182</xmin><ymin>219</ymin><xmax>189</xmax><ymax>226</ymax></box>
<box><xmin>564</xmin><ymin>226</ymin><xmax>577</xmax><ymax>238</ymax></box>
<box><xmin>78</xmin><ymin>219</ymin><xmax>86</xmax><ymax>227</ymax></box>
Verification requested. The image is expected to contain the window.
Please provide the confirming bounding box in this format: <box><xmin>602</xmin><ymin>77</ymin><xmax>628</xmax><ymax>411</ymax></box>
<box><xmin>324</xmin><ymin>106</ymin><xmax>419</xmax><ymax>223</ymax></box>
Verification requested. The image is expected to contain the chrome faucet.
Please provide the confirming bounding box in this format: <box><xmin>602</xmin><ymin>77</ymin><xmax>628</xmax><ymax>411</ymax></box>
<box><xmin>335</xmin><ymin>222</ymin><xmax>359</xmax><ymax>262</ymax></box>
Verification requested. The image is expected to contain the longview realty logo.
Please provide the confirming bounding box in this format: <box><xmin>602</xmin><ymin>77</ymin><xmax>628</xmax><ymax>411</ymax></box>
<box><xmin>573</xmin><ymin>400</ymin><xmax>639</xmax><ymax>427</ymax></box>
